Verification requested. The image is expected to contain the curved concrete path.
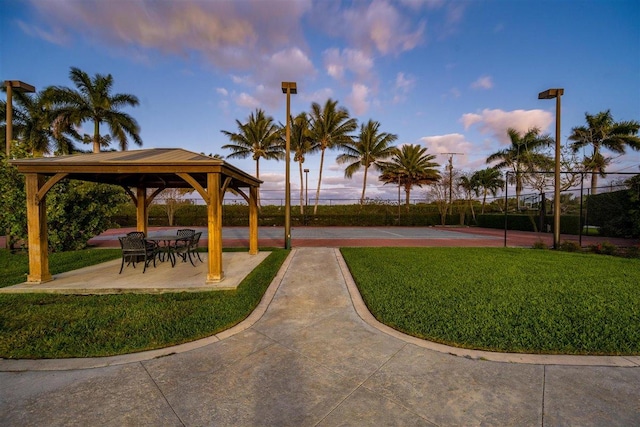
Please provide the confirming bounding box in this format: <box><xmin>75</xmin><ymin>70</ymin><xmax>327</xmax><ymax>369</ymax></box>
<box><xmin>1</xmin><ymin>248</ymin><xmax>639</xmax><ymax>426</ymax></box>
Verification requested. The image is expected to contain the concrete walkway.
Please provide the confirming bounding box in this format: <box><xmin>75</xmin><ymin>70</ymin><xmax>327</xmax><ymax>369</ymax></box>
<box><xmin>1</xmin><ymin>248</ymin><xmax>639</xmax><ymax>426</ymax></box>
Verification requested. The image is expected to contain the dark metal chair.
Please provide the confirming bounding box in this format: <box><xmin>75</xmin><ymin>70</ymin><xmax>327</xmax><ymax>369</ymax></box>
<box><xmin>176</xmin><ymin>229</ymin><xmax>195</xmax><ymax>238</ymax></box>
<box><xmin>118</xmin><ymin>235</ymin><xmax>158</xmax><ymax>273</ymax></box>
<box><xmin>175</xmin><ymin>231</ymin><xmax>202</xmax><ymax>266</ymax></box>
<box><xmin>128</xmin><ymin>231</ymin><xmax>159</xmax><ymax>251</ymax></box>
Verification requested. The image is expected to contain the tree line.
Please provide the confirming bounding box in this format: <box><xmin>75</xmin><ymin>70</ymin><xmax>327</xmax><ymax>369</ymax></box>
<box><xmin>3</xmin><ymin>66</ymin><xmax>639</xmax><ymax>214</ymax></box>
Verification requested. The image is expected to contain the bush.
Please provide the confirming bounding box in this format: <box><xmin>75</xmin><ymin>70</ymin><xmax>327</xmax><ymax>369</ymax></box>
<box><xmin>532</xmin><ymin>239</ymin><xmax>548</xmax><ymax>250</ymax></box>
<box><xmin>559</xmin><ymin>240</ymin><xmax>581</xmax><ymax>252</ymax></box>
<box><xmin>46</xmin><ymin>180</ymin><xmax>128</xmax><ymax>251</ymax></box>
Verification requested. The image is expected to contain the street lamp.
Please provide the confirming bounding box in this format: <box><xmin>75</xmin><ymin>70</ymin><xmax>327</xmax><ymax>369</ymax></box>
<box><xmin>538</xmin><ymin>88</ymin><xmax>564</xmax><ymax>249</ymax></box>
<box><xmin>282</xmin><ymin>82</ymin><xmax>297</xmax><ymax>250</ymax></box>
<box><xmin>5</xmin><ymin>80</ymin><xmax>35</xmax><ymax>251</ymax></box>
<box><xmin>304</xmin><ymin>168</ymin><xmax>309</xmax><ymax>207</ymax></box>
<box><xmin>4</xmin><ymin>80</ymin><xmax>36</xmax><ymax>157</ymax></box>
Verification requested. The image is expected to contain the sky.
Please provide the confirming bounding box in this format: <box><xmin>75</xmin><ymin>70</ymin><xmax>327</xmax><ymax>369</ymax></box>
<box><xmin>1</xmin><ymin>0</ymin><xmax>639</xmax><ymax>204</ymax></box>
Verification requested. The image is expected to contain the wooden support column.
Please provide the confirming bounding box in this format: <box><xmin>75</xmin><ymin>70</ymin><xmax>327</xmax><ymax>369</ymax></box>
<box><xmin>136</xmin><ymin>187</ymin><xmax>148</xmax><ymax>236</ymax></box>
<box><xmin>25</xmin><ymin>174</ymin><xmax>52</xmax><ymax>283</ymax></box>
<box><xmin>207</xmin><ymin>172</ymin><xmax>223</xmax><ymax>282</ymax></box>
<box><xmin>249</xmin><ymin>186</ymin><xmax>259</xmax><ymax>255</ymax></box>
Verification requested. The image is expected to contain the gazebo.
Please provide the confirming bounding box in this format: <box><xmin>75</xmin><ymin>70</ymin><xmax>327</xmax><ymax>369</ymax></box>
<box><xmin>10</xmin><ymin>148</ymin><xmax>261</xmax><ymax>284</ymax></box>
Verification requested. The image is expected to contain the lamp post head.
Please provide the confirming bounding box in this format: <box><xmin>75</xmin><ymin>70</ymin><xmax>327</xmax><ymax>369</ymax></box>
<box><xmin>4</xmin><ymin>80</ymin><xmax>36</xmax><ymax>93</ymax></box>
<box><xmin>304</xmin><ymin>168</ymin><xmax>309</xmax><ymax>173</ymax></box>
<box><xmin>538</xmin><ymin>88</ymin><xmax>564</xmax><ymax>99</ymax></box>
<box><xmin>281</xmin><ymin>82</ymin><xmax>297</xmax><ymax>94</ymax></box>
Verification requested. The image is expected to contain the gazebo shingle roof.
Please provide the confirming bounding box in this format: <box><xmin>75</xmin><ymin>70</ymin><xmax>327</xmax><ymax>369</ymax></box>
<box><xmin>10</xmin><ymin>148</ymin><xmax>261</xmax><ymax>189</ymax></box>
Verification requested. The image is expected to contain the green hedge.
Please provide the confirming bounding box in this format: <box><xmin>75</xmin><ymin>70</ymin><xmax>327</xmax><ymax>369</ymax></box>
<box><xmin>476</xmin><ymin>214</ymin><xmax>581</xmax><ymax>235</ymax></box>
<box><xmin>587</xmin><ymin>189</ymin><xmax>639</xmax><ymax>238</ymax></box>
<box><xmin>110</xmin><ymin>203</ymin><xmax>471</xmax><ymax>227</ymax></box>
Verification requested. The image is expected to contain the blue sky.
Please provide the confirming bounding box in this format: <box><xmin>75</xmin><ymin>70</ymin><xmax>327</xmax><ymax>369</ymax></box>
<box><xmin>1</xmin><ymin>0</ymin><xmax>639</xmax><ymax>202</ymax></box>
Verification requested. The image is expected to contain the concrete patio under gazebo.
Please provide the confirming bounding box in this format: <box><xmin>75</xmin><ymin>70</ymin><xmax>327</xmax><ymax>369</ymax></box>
<box><xmin>10</xmin><ymin>148</ymin><xmax>262</xmax><ymax>285</ymax></box>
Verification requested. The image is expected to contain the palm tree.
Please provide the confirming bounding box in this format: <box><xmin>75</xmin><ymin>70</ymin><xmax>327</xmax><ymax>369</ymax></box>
<box><xmin>472</xmin><ymin>167</ymin><xmax>505</xmax><ymax>214</ymax></box>
<box><xmin>336</xmin><ymin>119</ymin><xmax>398</xmax><ymax>205</ymax></box>
<box><xmin>568</xmin><ymin>110</ymin><xmax>640</xmax><ymax>194</ymax></box>
<box><xmin>457</xmin><ymin>173</ymin><xmax>478</xmax><ymax>221</ymax></box>
<box><xmin>221</xmin><ymin>108</ymin><xmax>283</xmax><ymax>206</ymax></box>
<box><xmin>309</xmin><ymin>99</ymin><xmax>358</xmax><ymax>214</ymax></box>
<box><xmin>486</xmin><ymin>127</ymin><xmax>553</xmax><ymax>206</ymax></box>
<box><xmin>0</xmin><ymin>89</ymin><xmax>77</xmax><ymax>156</ymax></box>
<box><xmin>288</xmin><ymin>112</ymin><xmax>317</xmax><ymax>214</ymax></box>
<box><xmin>379</xmin><ymin>144</ymin><xmax>440</xmax><ymax>209</ymax></box>
<box><xmin>45</xmin><ymin>67</ymin><xmax>142</xmax><ymax>153</ymax></box>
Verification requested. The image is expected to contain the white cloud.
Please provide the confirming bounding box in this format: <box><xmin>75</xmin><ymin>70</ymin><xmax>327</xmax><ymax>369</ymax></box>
<box><xmin>334</xmin><ymin>0</ymin><xmax>425</xmax><ymax>55</ymax></box>
<box><xmin>396</xmin><ymin>72</ymin><xmax>416</xmax><ymax>92</ymax></box>
<box><xmin>263</xmin><ymin>47</ymin><xmax>315</xmax><ymax>84</ymax></box>
<box><xmin>303</xmin><ymin>87</ymin><xmax>335</xmax><ymax>105</ymax></box>
<box><xmin>216</xmin><ymin>88</ymin><xmax>228</xmax><ymax>96</ymax></box>
<box><xmin>398</xmin><ymin>0</ymin><xmax>445</xmax><ymax>9</ymax></box>
<box><xmin>347</xmin><ymin>83</ymin><xmax>370</xmax><ymax>115</ymax></box>
<box><xmin>461</xmin><ymin>109</ymin><xmax>554</xmax><ymax>144</ymax></box>
<box><xmin>471</xmin><ymin>75</ymin><xmax>493</xmax><ymax>90</ymax></box>
<box><xmin>393</xmin><ymin>72</ymin><xmax>417</xmax><ymax>103</ymax></box>
<box><xmin>25</xmin><ymin>0</ymin><xmax>312</xmax><ymax>68</ymax></box>
<box><xmin>235</xmin><ymin>92</ymin><xmax>260</xmax><ymax>109</ymax></box>
<box><xmin>323</xmin><ymin>48</ymin><xmax>373</xmax><ymax>81</ymax></box>
<box><xmin>420</xmin><ymin>133</ymin><xmax>473</xmax><ymax>155</ymax></box>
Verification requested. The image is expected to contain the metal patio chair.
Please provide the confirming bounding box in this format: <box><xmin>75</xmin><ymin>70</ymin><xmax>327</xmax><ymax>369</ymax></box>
<box><xmin>175</xmin><ymin>231</ymin><xmax>202</xmax><ymax>266</ymax></box>
<box><xmin>118</xmin><ymin>235</ymin><xmax>158</xmax><ymax>274</ymax></box>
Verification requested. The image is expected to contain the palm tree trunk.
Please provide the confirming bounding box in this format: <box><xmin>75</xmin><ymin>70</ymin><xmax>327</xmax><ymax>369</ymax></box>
<box><xmin>405</xmin><ymin>184</ymin><xmax>411</xmax><ymax>211</ymax></box>
<box><xmin>591</xmin><ymin>172</ymin><xmax>598</xmax><ymax>195</ymax></box>
<box><xmin>255</xmin><ymin>159</ymin><xmax>261</xmax><ymax>208</ymax></box>
<box><xmin>591</xmin><ymin>146</ymin><xmax>600</xmax><ymax>195</ymax></box>
<box><xmin>313</xmin><ymin>149</ymin><xmax>326</xmax><ymax>215</ymax></box>
<box><xmin>469</xmin><ymin>197</ymin><xmax>476</xmax><ymax>221</ymax></box>
<box><xmin>93</xmin><ymin>121</ymin><xmax>100</xmax><ymax>153</ymax></box>
<box><xmin>360</xmin><ymin>164</ymin><xmax>369</xmax><ymax>205</ymax></box>
<box><xmin>482</xmin><ymin>189</ymin><xmax>488</xmax><ymax>214</ymax></box>
<box><xmin>298</xmin><ymin>161</ymin><xmax>304</xmax><ymax>215</ymax></box>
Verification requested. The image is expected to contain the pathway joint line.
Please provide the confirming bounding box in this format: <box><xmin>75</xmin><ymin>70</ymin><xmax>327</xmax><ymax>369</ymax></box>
<box><xmin>140</xmin><ymin>361</ymin><xmax>186</xmax><ymax>427</ymax></box>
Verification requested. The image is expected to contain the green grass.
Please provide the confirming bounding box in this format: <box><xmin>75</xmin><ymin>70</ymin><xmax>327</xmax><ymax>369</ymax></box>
<box><xmin>341</xmin><ymin>247</ymin><xmax>640</xmax><ymax>355</ymax></box>
<box><xmin>0</xmin><ymin>248</ymin><xmax>288</xmax><ymax>359</ymax></box>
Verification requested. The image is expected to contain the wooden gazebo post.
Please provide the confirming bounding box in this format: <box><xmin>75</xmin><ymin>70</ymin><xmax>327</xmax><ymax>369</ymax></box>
<box><xmin>249</xmin><ymin>186</ymin><xmax>259</xmax><ymax>255</ymax></box>
<box><xmin>136</xmin><ymin>187</ymin><xmax>148</xmax><ymax>235</ymax></box>
<box><xmin>24</xmin><ymin>173</ymin><xmax>52</xmax><ymax>283</ymax></box>
<box><xmin>207</xmin><ymin>172</ymin><xmax>223</xmax><ymax>283</ymax></box>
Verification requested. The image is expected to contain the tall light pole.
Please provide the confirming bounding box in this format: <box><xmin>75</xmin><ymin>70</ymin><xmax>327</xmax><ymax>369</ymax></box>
<box><xmin>538</xmin><ymin>88</ymin><xmax>564</xmax><ymax>249</ymax></box>
<box><xmin>5</xmin><ymin>80</ymin><xmax>35</xmax><ymax>251</ymax></box>
<box><xmin>282</xmin><ymin>82</ymin><xmax>297</xmax><ymax>249</ymax></box>
<box><xmin>5</xmin><ymin>80</ymin><xmax>36</xmax><ymax>157</ymax></box>
<box><xmin>304</xmin><ymin>168</ymin><xmax>309</xmax><ymax>207</ymax></box>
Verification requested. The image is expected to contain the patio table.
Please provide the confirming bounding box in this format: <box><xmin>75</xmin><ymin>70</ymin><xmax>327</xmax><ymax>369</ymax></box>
<box><xmin>147</xmin><ymin>234</ymin><xmax>187</xmax><ymax>267</ymax></box>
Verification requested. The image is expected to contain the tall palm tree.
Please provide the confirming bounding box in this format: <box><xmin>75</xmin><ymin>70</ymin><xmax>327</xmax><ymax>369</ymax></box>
<box><xmin>568</xmin><ymin>110</ymin><xmax>640</xmax><ymax>194</ymax></box>
<box><xmin>337</xmin><ymin>119</ymin><xmax>398</xmax><ymax>205</ymax></box>
<box><xmin>486</xmin><ymin>127</ymin><xmax>552</xmax><ymax>206</ymax></box>
<box><xmin>309</xmin><ymin>99</ymin><xmax>358</xmax><ymax>214</ymax></box>
<box><xmin>0</xmin><ymin>89</ymin><xmax>77</xmax><ymax>157</ymax></box>
<box><xmin>288</xmin><ymin>112</ymin><xmax>317</xmax><ymax>214</ymax></box>
<box><xmin>379</xmin><ymin>144</ymin><xmax>440</xmax><ymax>209</ymax></box>
<box><xmin>457</xmin><ymin>173</ymin><xmax>478</xmax><ymax>221</ymax></box>
<box><xmin>45</xmin><ymin>67</ymin><xmax>142</xmax><ymax>153</ymax></box>
<box><xmin>221</xmin><ymin>108</ymin><xmax>283</xmax><ymax>206</ymax></box>
<box><xmin>472</xmin><ymin>167</ymin><xmax>505</xmax><ymax>214</ymax></box>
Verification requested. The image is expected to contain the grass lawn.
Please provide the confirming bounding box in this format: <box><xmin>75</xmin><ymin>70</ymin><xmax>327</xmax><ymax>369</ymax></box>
<box><xmin>0</xmin><ymin>248</ymin><xmax>289</xmax><ymax>359</ymax></box>
<box><xmin>341</xmin><ymin>247</ymin><xmax>640</xmax><ymax>355</ymax></box>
